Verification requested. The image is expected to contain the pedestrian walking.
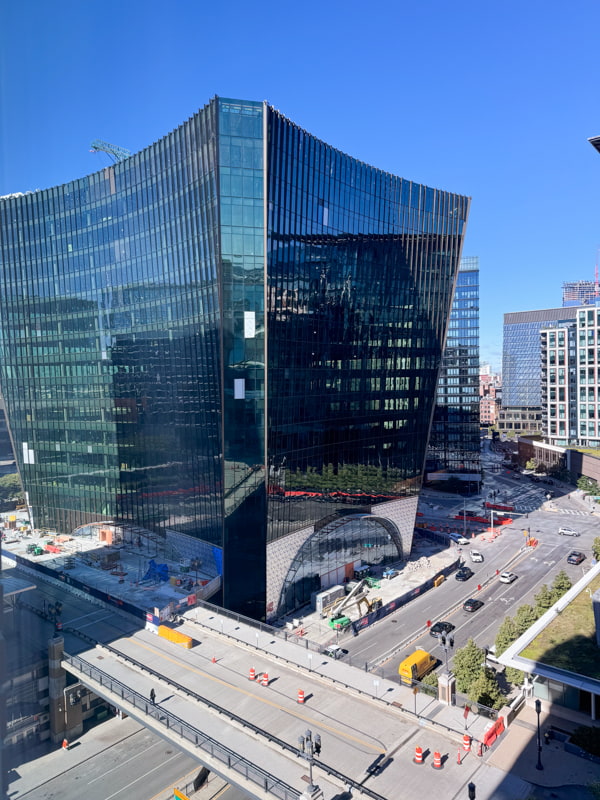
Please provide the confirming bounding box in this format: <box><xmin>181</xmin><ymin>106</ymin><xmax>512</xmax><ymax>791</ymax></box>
<box><xmin>150</xmin><ymin>688</ymin><xmax>156</xmax><ymax>704</ymax></box>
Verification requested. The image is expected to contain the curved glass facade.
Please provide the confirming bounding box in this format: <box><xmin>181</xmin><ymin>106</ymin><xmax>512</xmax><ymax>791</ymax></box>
<box><xmin>0</xmin><ymin>97</ymin><xmax>469</xmax><ymax>618</ymax></box>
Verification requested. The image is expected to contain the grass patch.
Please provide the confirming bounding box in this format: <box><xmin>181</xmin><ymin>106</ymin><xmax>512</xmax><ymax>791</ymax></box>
<box><xmin>520</xmin><ymin>576</ymin><xmax>600</xmax><ymax>677</ymax></box>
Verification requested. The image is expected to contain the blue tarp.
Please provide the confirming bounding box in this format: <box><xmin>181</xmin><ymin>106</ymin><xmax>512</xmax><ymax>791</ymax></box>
<box><xmin>143</xmin><ymin>559</ymin><xmax>169</xmax><ymax>582</ymax></box>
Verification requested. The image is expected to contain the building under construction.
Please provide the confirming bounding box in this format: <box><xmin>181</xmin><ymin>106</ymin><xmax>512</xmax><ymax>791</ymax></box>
<box><xmin>562</xmin><ymin>280</ymin><xmax>600</xmax><ymax>307</ymax></box>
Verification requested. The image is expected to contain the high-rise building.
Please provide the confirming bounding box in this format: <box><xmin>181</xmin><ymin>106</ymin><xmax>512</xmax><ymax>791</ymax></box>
<box><xmin>541</xmin><ymin>305</ymin><xmax>600</xmax><ymax>448</ymax></box>
<box><xmin>427</xmin><ymin>257</ymin><xmax>480</xmax><ymax>475</ymax></box>
<box><xmin>500</xmin><ymin>307</ymin><xmax>576</xmax><ymax>434</ymax></box>
<box><xmin>0</xmin><ymin>97</ymin><xmax>470</xmax><ymax>619</ymax></box>
<box><xmin>562</xmin><ymin>280</ymin><xmax>599</xmax><ymax>307</ymax></box>
<box><xmin>540</xmin><ymin>322</ymin><xmax>577</xmax><ymax>446</ymax></box>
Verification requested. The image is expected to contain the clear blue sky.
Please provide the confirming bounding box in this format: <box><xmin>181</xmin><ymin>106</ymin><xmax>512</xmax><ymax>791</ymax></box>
<box><xmin>1</xmin><ymin>0</ymin><xmax>598</xmax><ymax>372</ymax></box>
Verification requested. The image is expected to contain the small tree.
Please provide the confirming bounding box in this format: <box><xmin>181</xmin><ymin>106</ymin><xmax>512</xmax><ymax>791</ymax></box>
<box><xmin>592</xmin><ymin>537</ymin><xmax>600</xmax><ymax>561</ymax></box>
<box><xmin>534</xmin><ymin>585</ymin><xmax>554</xmax><ymax>614</ymax></box>
<box><xmin>495</xmin><ymin>617</ymin><xmax>518</xmax><ymax>656</ymax></box>
<box><xmin>525</xmin><ymin>458</ymin><xmax>537</xmax><ymax>471</ymax></box>
<box><xmin>421</xmin><ymin>670</ymin><xmax>439</xmax><ymax>688</ymax></box>
<box><xmin>577</xmin><ymin>476</ymin><xmax>599</xmax><ymax>494</ymax></box>
<box><xmin>0</xmin><ymin>473</ymin><xmax>23</xmax><ymax>503</ymax></box>
<box><xmin>513</xmin><ymin>604</ymin><xmax>538</xmax><ymax>636</ymax></box>
<box><xmin>551</xmin><ymin>570</ymin><xmax>572</xmax><ymax>601</ymax></box>
<box><xmin>452</xmin><ymin>638</ymin><xmax>486</xmax><ymax>693</ymax></box>
<box><xmin>467</xmin><ymin>668</ymin><xmax>504</xmax><ymax>709</ymax></box>
<box><xmin>505</xmin><ymin>666</ymin><xmax>525</xmax><ymax>687</ymax></box>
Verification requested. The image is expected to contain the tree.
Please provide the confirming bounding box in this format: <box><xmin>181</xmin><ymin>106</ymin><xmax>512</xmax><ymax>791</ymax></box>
<box><xmin>534</xmin><ymin>585</ymin><xmax>554</xmax><ymax>614</ymax></box>
<box><xmin>0</xmin><ymin>473</ymin><xmax>23</xmax><ymax>503</ymax></box>
<box><xmin>551</xmin><ymin>570</ymin><xmax>572</xmax><ymax>601</ymax></box>
<box><xmin>577</xmin><ymin>476</ymin><xmax>599</xmax><ymax>494</ymax></box>
<box><xmin>467</xmin><ymin>668</ymin><xmax>504</xmax><ymax>709</ymax></box>
<box><xmin>504</xmin><ymin>666</ymin><xmax>525</xmax><ymax>687</ymax></box>
<box><xmin>593</xmin><ymin>537</ymin><xmax>600</xmax><ymax>561</ymax></box>
<box><xmin>525</xmin><ymin>458</ymin><xmax>537</xmax><ymax>471</ymax></box>
<box><xmin>452</xmin><ymin>638</ymin><xmax>486</xmax><ymax>693</ymax></box>
<box><xmin>513</xmin><ymin>604</ymin><xmax>538</xmax><ymax>636</ymax></box>
<box><xmin>495</xmin><ymin>617</ymin><xmax>518</xmax><ymax>656</ymax></box>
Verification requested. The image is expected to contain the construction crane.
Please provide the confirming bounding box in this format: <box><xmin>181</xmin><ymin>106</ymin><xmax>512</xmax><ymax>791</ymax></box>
<box><xmin>89</xmin><ymin>139</ymin><xmax>131</xmax><ymax>164</ymax></box>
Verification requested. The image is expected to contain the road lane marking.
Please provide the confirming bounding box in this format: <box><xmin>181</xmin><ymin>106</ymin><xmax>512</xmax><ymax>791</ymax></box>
<box><xmin>104</xmin><ymin>752</ymin><xmax>181</xmax><ymax>799</ymax></box>
<box><xmin>124</xmin><ymin>637</ymin><xmax>386</xmax><ymax>754</ymax></box>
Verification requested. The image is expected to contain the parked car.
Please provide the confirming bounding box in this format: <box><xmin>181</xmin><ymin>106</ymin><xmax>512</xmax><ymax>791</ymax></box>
<box><xmin>567</xmin><ymin>551</ymin><xmax>586</xmax><ymax>565</ymax></box>
<box><xmin>470</xmin><ymin>550</ymin><xmax>484</xmax><ymax>563</ymax></box>
<box><xmin>429</xmin><ymin>621</ymin><xmax>456</xmax><ymax>638</ymax></box>
<box><xmin>463</xmin><ymin>598</ymin><xmax>484</xmax><ymax>613</ymax></box>
<box><xmin>322</xmin><ymin>644</ymin><xmax>345</xmax><ymax>659</ymax></box>
<box><xmin>455</xmin><ymin>567</ymin><xmax>474</xmax><ymax>581</ymax></box>
<box><xmin>558</xmin><ymin>527</ymin><xmax>579</xmax><ymax>537</ymax></box>
<box><xmin>499</xmin><ymin>571</ymin><xmax>518</xmax><ymax>584</ymax></box>
<box><xmin>449</xmin><ymin>533</ymin><xmax>470</xmax><ymax>545</ymax></box>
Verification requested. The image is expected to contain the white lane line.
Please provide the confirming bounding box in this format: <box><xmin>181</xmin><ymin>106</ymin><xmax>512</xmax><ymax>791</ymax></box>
<box><xmin>104</xmin><ymin>754</ymin><xmax>181</xmax><ymax>799</ymax></box>
<box><xmin>87</xmin><ymin>740</ymin><xmax>163</xmax><ymax>783</ymax></box>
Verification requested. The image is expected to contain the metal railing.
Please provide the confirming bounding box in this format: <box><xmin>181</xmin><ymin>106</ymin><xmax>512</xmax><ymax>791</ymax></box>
<box><xmin>64</xmin><ymin>648</ymin><xmax>387</xmax><ymax>800</ymax></box>
<box><xmin>63</xmin><ymin>651</ymin><xmax>300</xmax><ymax>800</ymax></box>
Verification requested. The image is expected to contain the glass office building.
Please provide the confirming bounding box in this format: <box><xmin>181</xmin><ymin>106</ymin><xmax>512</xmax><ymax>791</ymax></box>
<box><xmin>0</xmin><ymin>97</ymin><xmax>470</xmax><ymax>618</ymax></box>
<box><xmin>501</xmin><ymin>308</ymin><xmax>576</xmax><ymax>434</ymax></box>
<box><xmin>427</xmin><ymin>257</ymin><xmax>480</xmax><ymax>476</ymax></box>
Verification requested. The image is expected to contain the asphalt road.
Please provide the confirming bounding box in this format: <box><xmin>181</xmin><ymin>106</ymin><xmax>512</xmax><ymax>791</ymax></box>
<box><xmin>14</xmin><ymin>726</ymin><xmax>206</xmax><ymax>800</ymax></box>
<box><xmin>338</xmin><ymin>447</ymin><xmax>598</xmax><ymax>681</ymax></box>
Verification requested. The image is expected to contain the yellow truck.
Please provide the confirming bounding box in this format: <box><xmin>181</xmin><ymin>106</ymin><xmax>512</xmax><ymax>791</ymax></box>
<box><xmin>398</xmin><ymin>649</ymin><xmax>436</xmax><ymax>685</ymax></box>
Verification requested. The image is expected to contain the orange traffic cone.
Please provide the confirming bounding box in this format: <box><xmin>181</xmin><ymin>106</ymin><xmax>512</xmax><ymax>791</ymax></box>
<box><xmin>432</xmin><ymin>751</ymin><xmax>442</xmax><ymax>769</ymax></box>
<box><xmin>249</xmin><ymin>667</ymin><xmax>256</xmax><ymax>681</ymax></box>
<box><xmin>413</xmin><ymin>746</ymin><xmax>423</xmax><ymax>765</ymax></box>
<box><xmin>211</xmin><ymin>656</ymin><xmax>216</xmax><ymax>663</ymax></box>
<box><xmin>62</xmin><ymin>738</ymin><xmax>69</xmax><ymax>751</ymax></box>
<box><xmin>297</xmin><ymin>689</ymin><xmax>305</xmax><ymax>704</ymax></box>
<box><xmin>262</xmin><ymin>672</ymin><xmax>269</xmax><ymax>687</ymax></box>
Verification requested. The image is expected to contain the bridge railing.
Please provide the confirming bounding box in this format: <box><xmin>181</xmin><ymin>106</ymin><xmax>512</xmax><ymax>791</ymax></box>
<box><xmin>63</xmin><ymin>652</ymin><xmax>300</xmax><ymax>800</ymax></box>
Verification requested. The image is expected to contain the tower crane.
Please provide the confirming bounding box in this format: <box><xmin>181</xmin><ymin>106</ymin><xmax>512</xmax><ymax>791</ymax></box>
<box><xmin>89</xmin><ymin>139</ymin><xmax>131</xmax><ymax>164</ymax></box>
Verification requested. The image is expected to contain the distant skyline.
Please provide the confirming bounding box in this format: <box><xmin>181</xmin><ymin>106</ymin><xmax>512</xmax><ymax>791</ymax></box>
<box><xmin>2</xmin><ymin>0</ymin><xmax>599</xmax><ymax>373</ymax></box>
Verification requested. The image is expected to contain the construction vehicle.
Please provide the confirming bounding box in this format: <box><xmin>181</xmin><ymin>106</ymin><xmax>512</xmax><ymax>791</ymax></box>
<box><xmin>327</xmin><ymin>579</ymin><xmax>382</xmax><ymax>629</ymax></box>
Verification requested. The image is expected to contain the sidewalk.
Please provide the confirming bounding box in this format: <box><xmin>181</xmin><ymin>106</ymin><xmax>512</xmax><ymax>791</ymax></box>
<box><xmin>487</xmin><ymin>705</ymin><xmax>600</xmax><ymax>797</ymax></box>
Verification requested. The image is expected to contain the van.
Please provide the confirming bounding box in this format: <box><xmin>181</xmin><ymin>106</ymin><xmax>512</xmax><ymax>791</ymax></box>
<box><xmin>398</xmin><ymin>649</ymin><xmax>437</xmax><ymax>685</ymax></box>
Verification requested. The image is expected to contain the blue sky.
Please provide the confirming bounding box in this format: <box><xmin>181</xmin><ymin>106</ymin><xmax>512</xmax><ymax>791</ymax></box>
<box><xmin>1</xmin><ymin>0</ymin><xmax>599</xmax><ymax>372</ymax></box>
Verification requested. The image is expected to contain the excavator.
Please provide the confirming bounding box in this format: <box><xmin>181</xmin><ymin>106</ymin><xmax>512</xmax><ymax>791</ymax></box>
<box><xmin>327</xmin><ymin>579</ymin><xmax>382</xmax><ymax>630</ymax></box>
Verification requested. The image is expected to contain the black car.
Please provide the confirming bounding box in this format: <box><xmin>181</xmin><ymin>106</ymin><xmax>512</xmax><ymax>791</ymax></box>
<box><xmin>463</xmin><ymin>598</ymin><xmax>484</xmax><ymax>613</ymax></box>
<box><xmin>429</xmin><ymin>620</ymin><xmax>456</xmax><ymax>638</ymax></box>
<box><xmin>567</xmin><ymin>551</ymin><xmax>585</xmax><ymax>565</ymax></box>
<box><xmin>455</xmin><ymin>567</ymin><xmax>474</xmax><ymax>581</ymax></box>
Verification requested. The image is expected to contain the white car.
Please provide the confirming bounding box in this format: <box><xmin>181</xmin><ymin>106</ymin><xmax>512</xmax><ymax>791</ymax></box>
<box><xmin>449</xmin><ymin>533</ymin><xmax>470</xmax><ymax>545</ymax></box>
<box><xmin>499</xmin><ymin>571</ymin><xmax>517</xmax><ymax>584</ymax></box>
<box><xmin>558</xmin><ymin>527</ymin><xmax>579</xmax><ymax>537</ymax></box>
<box><xmin>470</xmin><ymin>550</ymin><xmax>484</xmax><ymax>563</ymax></box>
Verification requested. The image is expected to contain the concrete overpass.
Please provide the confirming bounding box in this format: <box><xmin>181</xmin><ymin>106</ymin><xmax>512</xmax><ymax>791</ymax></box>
<box><xmin>57</xmin><ymin>605</ymin><xmax>498</xmax><ymax>800</ymax></box>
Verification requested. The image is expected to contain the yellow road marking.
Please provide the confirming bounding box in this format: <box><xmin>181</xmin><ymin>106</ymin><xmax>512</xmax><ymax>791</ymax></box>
<box><xmin>126</xmin><ymin>637</ymin><xmax>385</xmax><ymax>754</ymax></box>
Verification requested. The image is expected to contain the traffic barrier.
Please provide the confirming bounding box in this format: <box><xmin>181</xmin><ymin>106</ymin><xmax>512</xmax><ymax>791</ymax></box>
<box><xmin>432</xmin><ymin>751</ymin><xmax>442</xmax><ymax>769</ymax></box>
<box><xmin>249</xmin><ymin>667</ymin><xmax>256</xmax><ymax>681</ymax></box>
<box><xmin>262</xmin><ymin>672</ymin><xmax>269</xmax><ymax>687</ymax></box>
<box><xmin>463</xmin><ymin>733</ymin><xmax>471</xmax><ymax>752</ymax></box>
<box><xmin>413</xmin><ymin>746</ymin><xmax>423</xmax><ymax>765</ymax></box>
<box><xmin>158</xmin><ymin>625</ymin><xmax>193</xmax><ymax>649</ymax></box>
<box><xmin>457</xmin><ymin>748</ymin><xmax>462</xmax><ymax>765</ymax></box>
<box><xmin>297</xmin><ymin>689</ymin><xmax>305</xmax><ymax>704</ymax></box>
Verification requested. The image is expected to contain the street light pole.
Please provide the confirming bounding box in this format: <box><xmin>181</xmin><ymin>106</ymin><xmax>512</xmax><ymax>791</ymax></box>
<box><xmin>535</xmin><ymin>699</ymin><xmax>543</xmax><ymax>770</ymax></box>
